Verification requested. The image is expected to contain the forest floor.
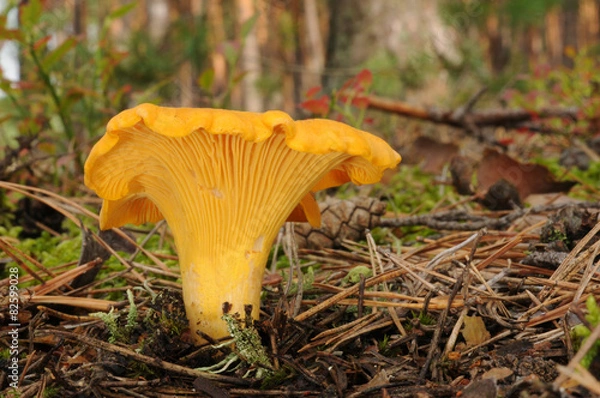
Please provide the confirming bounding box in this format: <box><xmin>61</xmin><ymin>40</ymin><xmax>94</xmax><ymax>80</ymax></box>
<box><xmin>1</xmin><ymin>126</ymin><xmax>600</xmax><ymax>397</ymax></box>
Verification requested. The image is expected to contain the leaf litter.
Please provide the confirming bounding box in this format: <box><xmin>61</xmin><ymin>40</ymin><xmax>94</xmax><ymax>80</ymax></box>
<box><xmin>0</xmin><ymin>176</ymin><xmax>599</xmax><ymax>397</ymax></box>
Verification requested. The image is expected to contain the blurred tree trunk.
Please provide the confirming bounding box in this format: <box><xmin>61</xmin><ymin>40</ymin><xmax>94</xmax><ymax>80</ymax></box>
<box><xmin>562</xmin><ymin>0</ymin><xmax>579</xmax><ymax>67</ymax></box>
<box><xmin>237</xmin><ymin>0</ymin><xmax>262</xmax><ymax>111</ymax></box>
<box><xmin>207</xmin><ymin>0</ymin><xmax>227</xmax><ymax>101</ymax></box>
<box><xmin>302</xmin><ymin>0</ymin><xmax>325</xmax><ymax>91</ymax></box>
<box><xmin>324</xmin><ymin>0</ymin><xmax>456</xmax><ymax>102</ymax></box>
<box><xmin>285</xmin><ymin>1</ymin><xmax>301</xmax><ymax>115</ymax></box>
<box><xmin>323</xmin><ymin>0</ymin><xmax>368</xmax><ymax>90</ymax></box>
<box><xmin>73</xmin><ymin>0</ymin><xmax>86</xmax><ymax>37</ymax></box>
<box><xmin>545</xmin><ymin>7</ymin><xmax>562</xmax><ymax>65</ymax></box>
<box><xmin>523</xmin><ymin>26</ymin><xmax>542</xmax><ymax>66</ymax></box>
<box><xmin>578</xmin><ymin>0</ymin><xmax>599</xmax><ymax>48</ymax></box>
<box><xmin>485</xmin><ymin>12</ymin><xmax>509</xmax><ymax>74</ymax></box>
<box><xmin>170</xmin><ymin>0</ymin><xmax>203</xmax><ymax>107</ymax></box>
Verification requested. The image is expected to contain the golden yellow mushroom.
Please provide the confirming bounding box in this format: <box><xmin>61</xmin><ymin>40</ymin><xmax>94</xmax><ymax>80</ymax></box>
<box><xmin>84</xmin><ymin>103</ymin><xmax>401</xmax><ymax>344</ymax></box>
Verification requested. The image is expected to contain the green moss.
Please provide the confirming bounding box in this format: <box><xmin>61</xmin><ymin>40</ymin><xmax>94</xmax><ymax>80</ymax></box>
<box><xmin>91</xmin><ymin>289</ymin><xmax>138</xmax><ymax>344</ymax></box>
<box><xmin>342</xmin><ymin>265</ymin><xmax>373</xmax><ymax>285</ymax></box>
<box><xmin>222</xmin><ymin>313</ymin><xmax>273</xmax><ymax>379</ymax></box>
<box><xmin>572</xmin><ymin>296</ymin><xmax>600</xmax><ymax>369</ymax></box>
<box><xmin>0</xmin><ymin>349</ymin><xmax>11</xmax><ymax>360</ymax></box>
<box><xmin>42</xmin><ymin>386</ymin><xmax>60</xmax><ymax>398</ymax></box>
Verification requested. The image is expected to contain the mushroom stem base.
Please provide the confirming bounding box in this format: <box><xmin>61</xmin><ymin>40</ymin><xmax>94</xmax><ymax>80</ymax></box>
<box><xmin>180</xmin><ymin>255</ymin><xmax>266</xmax><ymax>344</ymax></box>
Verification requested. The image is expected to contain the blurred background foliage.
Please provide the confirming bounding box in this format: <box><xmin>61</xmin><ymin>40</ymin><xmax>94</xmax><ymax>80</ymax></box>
<box><xmin>0</xmin><ymin>0</ymin><xmax>599</xmax><ymax>187</ymax></box>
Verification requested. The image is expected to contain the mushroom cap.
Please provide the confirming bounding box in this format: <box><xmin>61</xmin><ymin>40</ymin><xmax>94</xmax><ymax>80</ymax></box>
<box><xmin>84</xmin><ymin>103</ymin><xmax>401</xmax><ymax>229</ymax></box>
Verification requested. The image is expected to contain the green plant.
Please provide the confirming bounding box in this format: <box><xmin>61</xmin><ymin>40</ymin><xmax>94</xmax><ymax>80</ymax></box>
<box><xmin>299</xmin><ymin>69</ymin><xmax>373</xmax><ymax>128</ymax></box>
<box><xmin>404</xmin><ymin>311</ymin><xmax>436</xmax><ymax>332</ymax></box>
<box><xmin>222</xmin><ymin>312</ymin><xmax>273</xmax><ymax>379</ymax></box>
<box><xmin>115</xmin><ymin>10</ymin><xmax>210</xmax><ymax>104</ymax></box>
<box><xmin>42</xmin><ymin>386</ymin><xmax>60</xmax><ymax>398</ymax></box>
<box><xmin>378</xmin><ymin>334</ymin><xmax>391</xmax><ymax>354</ymax></box>
<box><xmin>503</xmin><ymin>48</ymin><xmax>600</xmax><ymax>137</ymax></box>
<box><xmin>0</xmin><ymin>348</ymin><xmax>11</xmax><ymax>360</ymax></box>
<box><xmin>386</xmin><ymin>165</ymin><xmax>454</xmax><ymax>214</ymax></box>
<box><xmin>342</xmin><ymin>265</ymin><xmax>373</xmax><ymax>286</ymax></box>
<box><xmin>1</xmin><ymin>388</ymin><xmax>22</xmax><ymax>398</ymax></box>
<box><xmin>92</xmin><ymin>308</ymin><xmax>121</xmax><ymax>344</ymax></box>
<box><xmin>572</xmin><ymin>295</ymin><xmax>600</xmax><ymax>369</ymax></box>
<box><xmin>91</xmin><ymin>289</ymin><xmax>138</xmax><ymax>344</ymax></box>
<box><xmin>0</xmin><ymin>0</ymin><xmax>136</xmax><ymax>180</ymax></box>
<box><xmin>284</xmin><ymin>265</ymin><xmax>316</xmax><ymax>295</ymax></box>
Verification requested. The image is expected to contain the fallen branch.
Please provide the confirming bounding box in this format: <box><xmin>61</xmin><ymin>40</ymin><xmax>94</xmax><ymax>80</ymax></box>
<box><xmin>379</xmin><ymin>201</ymin><xmax>600</xmax><ymax>231</ymax></box>
<box><xmin>364</xmin><ymin>93</ymin><xmax>578</xmax><ymax>130</ymax></box>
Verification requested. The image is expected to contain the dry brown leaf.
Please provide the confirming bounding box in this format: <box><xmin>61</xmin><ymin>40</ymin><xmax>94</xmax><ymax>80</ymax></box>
<box><xmin>482</xmin><ymin>367</ymin><xmax>514</xmax><ymax>381</ymax></box>
<box><xmin>462</xmin><ymin>315</ymin><xmax>491</xmax><ymax>347</ymax></box>
<box><xmin>407</xmin><ymin>136</ymin><xmax>459</xmax><ymax>174</ymax></box>
<box><xmin>461</xmin><ymin>378</ymin><xmax>497</xmax><ymax>398</ymax></box>
<box><xmin>477</xmin><ymin>148</ymin><xmax>576</xmax><ymax>200</ymax></box>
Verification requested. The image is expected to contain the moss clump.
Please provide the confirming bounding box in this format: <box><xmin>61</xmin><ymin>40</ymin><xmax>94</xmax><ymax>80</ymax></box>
<box><xmin>572</xmin><ymin>296</ymin><xmax>600</xmax><ymax>369</ymax></box>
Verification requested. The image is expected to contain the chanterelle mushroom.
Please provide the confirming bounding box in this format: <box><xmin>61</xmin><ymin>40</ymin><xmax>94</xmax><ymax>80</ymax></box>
<box><xmin>84</xmin><ymin>103</ymin><xmax>401</xmax><ymax>343</ymax></box>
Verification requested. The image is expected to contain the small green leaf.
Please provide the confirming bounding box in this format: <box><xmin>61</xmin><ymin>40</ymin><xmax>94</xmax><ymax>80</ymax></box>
<box><xmin>41</xmin><ymin>37</ymin><xmax>77</xmax><ymax>70</ymax></box>
<box><xmin>232</xmin><ymin>71</ymin><xmax>248</xmax><ymax>85</ymax></box>
<box><xmin>19</xmin><ymin>0</ymin><xmax>43</xmax><ymax>29</ymax></box>
<box><xmin>222</xmin><ymin>41</ymin><xmax>240</xmax><ymax>67</ymax></box>
<box><xmin>197</xmin><ymin>69</ymin><xmax>215</xmax><ymax>91</ymax></box>
<box><xmin>107</xmin><ymin>2</ymin><xmax>137</xmax><ymax>21</ymax></box>
<box><xmin>0</xmin><ymin>26</ymin><xmax>23</xmax><ymax>42</ymax></box>
<box><xmin>0</xmin><ymin>79</ymin><xmax>12</xmax><ymax>92</ymax></box>
<box><xmin>240</xmin><ymin>12</ymin><xmax>259</xmax><ymax>40</ymax></box>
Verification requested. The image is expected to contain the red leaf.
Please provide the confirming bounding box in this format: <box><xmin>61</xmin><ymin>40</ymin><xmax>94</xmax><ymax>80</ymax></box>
<box><xmin>337</xmin><ymin>92</ymin><xmax>368</xmax><ymax>108</ymax></box>
<box><xmin>33</xmin><ymin>35</ymin><xmax>52</xmax><ymax>51</ymax></box>
<box><xmin>354</xmin><ymin>69</ymin><xmax>373</xmax><ymax>88</ymax></box>
<box><xmin>305</xmin><ymin>86</ymin><xmax>322</xmax><ymax>99</ymax></box>
<box><xmin>496</xmin><ymin>138</ymin><xmax>514</xmax><ymax>146</ymax></box>
<box><xmin>351</xmin><ymin>96</ymin><xmax>369</xmax><ymax>109</ymax></box>
<box><xmin>339</xmin><ymin>69</ymin><xmax>373</xmax><ymax>93</ymax></box>
<box><xmin>15</xmin><ymin>81</ymin><xmax>37</xmax><ymax>90</ymax></box>
<box><xmin>299</xmin><ymin>96</ymin><xmax>329</xmax><ymax>116</ymax></box>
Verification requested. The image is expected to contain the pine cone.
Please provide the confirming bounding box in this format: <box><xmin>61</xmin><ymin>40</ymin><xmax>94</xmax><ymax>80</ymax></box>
<box><xmin>294</xmin><ymin>196</ymin><xmax>387</xmax><ymax>249</ymax></box>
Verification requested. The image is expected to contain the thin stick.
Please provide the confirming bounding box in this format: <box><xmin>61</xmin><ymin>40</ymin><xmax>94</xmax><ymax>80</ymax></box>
<box><xmin>426</xmin><ymin>230</ymin><xmax>485</xmax><ymax>271</ymax></box>
<box><xmin>294</xmin><ymin>268</ymin><xmax>405</xmax><ymax>322</ymax></box>
<box><xmin>419</xmin><ymin>272</ymin><xmax>464</xmax><ymax>382</ymax></box>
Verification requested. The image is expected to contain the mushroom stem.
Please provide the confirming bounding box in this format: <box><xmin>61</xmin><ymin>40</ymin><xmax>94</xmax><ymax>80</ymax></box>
<box><xmin>178</xmin><ymin>238</ymin><xmax>269</xmax><ymax>341</ymax></box>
